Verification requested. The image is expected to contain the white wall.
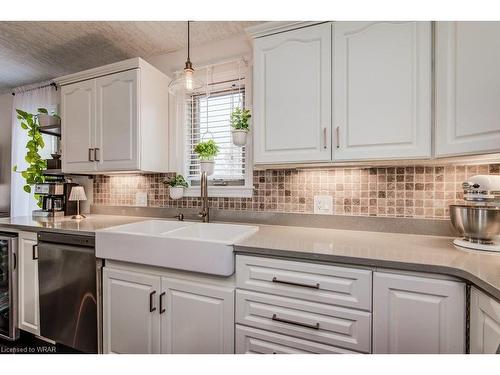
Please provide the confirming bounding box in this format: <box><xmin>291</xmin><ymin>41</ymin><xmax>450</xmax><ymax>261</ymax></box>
<box><xmin>0</xmin><ymin>93</ymin><xmax>13</xmax><ymax>215</ymax></box>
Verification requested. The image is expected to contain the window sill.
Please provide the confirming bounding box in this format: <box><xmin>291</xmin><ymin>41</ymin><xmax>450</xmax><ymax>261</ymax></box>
<box><xmin>184</xmin><ymin>186</ymin><xmax>254</xmax><ymax>198</ymax></box>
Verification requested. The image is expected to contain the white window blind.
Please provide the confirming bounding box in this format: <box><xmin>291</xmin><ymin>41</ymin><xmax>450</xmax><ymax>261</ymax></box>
<box><xmin>186</xmin><ymin>79</ymin><xmax>246</xmax><ymax>184</ymax></box>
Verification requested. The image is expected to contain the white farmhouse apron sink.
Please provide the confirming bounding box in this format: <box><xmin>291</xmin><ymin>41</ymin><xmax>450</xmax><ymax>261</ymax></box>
<box><xmin>96</xmin><ymin>220</ymin><xmax>258</xmax><ymax>276</ymax></box>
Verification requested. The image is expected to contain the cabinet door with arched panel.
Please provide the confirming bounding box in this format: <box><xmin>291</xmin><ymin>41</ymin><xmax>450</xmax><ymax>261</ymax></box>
<box><xmin>333</xmin><ymin>21</ymin><xmax>432</xmax><ymax>161</ymax></box>
<box><xmin>253</xmin><ymin>23</ymin><xmax>332</xmax><ymax>164</ymax></box>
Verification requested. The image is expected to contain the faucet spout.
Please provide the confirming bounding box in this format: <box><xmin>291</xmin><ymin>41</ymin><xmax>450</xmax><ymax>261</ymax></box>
<box><xmin>199</xmin><ymin>171</ymin><xmax>209</xmax><ymax>223</ymax></box>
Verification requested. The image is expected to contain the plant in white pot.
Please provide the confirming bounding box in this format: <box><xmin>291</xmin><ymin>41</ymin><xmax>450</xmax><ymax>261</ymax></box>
<box><xmin>230</xmin><ymin>107</ymin><xmax>251</xmax><ymax>146</ymax></box>
<box><xmin>164</xmin><ymin>174</ymin><xmax>189</xmax><ymax>200</ymax></box>
<box><xmin>194</xmin><ymin>139</ymin><xmax>219</xmax><ymax>176</ymax></box>
<box><xmin>37</xmin><ymin>107</ymin><xmax>61</xmax><ymax>127</ymax></box>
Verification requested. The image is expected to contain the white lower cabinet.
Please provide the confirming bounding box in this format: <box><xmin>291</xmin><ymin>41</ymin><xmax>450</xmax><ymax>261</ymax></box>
<box><xmin>160</xmin><ymin>277</ymin><xmax>234</xmax><ymax>354</ymax></box>
<box><xmin>102</xmin><ymin>265</ymin><xmax>235</xmax><ymax>354</ymax></box>
<box><xmin>236</xmin><ymin>289</ymin><xmax>371</xmax><ymax>353</ymax></box>
<box><xmin>235</xmin><ymin>255</ymin><xmax>372</xmax><ymax>354</ymax></box>
<box><xmin>373</xmin><ymin>271</ymin><xmax>466</xmax><ymax>354</ymax></box>
<box><xmin>103</xmin><ymin>268</ymin><xmax>161</xmax><ymax>354</ymax></box>
<box><xmin>235</xmin><ymin>325</ymin><xmax>358</xmax><ymax>354</ymax></box>
<box><xmin>470</xmin><ymin>287</ymin><xmax>500</xmax><ymax>354</ymax></box>
<box><xmin>17</xmin><ymin>231</ymin><xmax>40</xmax><ymax>336</ymax></box>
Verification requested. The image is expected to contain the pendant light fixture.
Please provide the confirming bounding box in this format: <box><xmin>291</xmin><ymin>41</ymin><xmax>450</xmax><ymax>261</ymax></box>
<box><xmin>169</xmin><ymin>21</ymin><xmax>204</xmax><ymax>95</ymax></box>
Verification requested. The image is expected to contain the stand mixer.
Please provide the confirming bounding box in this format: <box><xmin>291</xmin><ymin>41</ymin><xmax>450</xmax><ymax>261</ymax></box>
<box><xmin>450</xmin><ymin>175</ymin><xmax>500</xmax><ymax>252</ymax></box>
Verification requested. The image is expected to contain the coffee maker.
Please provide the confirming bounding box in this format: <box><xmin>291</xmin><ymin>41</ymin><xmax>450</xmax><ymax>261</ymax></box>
<box><xmin>32</xmin><ymin>182</ymin><xmax>78</xmax><ymax>218</ymax></box>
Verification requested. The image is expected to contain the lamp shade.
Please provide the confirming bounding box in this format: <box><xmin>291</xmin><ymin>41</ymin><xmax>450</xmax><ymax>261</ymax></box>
<box><xmin>69</xmin><ymin>186</ymin><xmax>87</xmax><ymax>201</ymax></box>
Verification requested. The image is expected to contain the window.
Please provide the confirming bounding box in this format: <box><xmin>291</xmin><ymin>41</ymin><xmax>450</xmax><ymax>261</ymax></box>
<box><xmin>183</xmin><ymin>65</ymin><xmax>253</xmax><ymax>198</ymax></box>
<box><xmin>187</xmin><ymin>87</ymin><xmax>246</xmax><ymax>184</ymax></box>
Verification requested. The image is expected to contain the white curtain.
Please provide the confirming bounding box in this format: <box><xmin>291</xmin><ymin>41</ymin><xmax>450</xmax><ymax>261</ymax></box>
<box><xmin>11</xmin><ymin>82</ymin><xmax>59</xmax><ymax>217</ymax></box>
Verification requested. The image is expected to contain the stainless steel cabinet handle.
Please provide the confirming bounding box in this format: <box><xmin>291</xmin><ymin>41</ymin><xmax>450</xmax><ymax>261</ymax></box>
<box><xmin>272</xmin><ymin>276</ymin><xmax>320</xmax><ymax>289</ymax></box>
<box><xmin>323</xmin><ymin>127</ymin><xmax>327</xmax><ymax>149</ymax></box>
<box><xmin>32</xmin><ymin>244</ymin><xmax>38</xmax><ymax>260</ymax></box>
<box><xmin>336</xmin><ymin>126</ymin><xmax>340</xmax><ymax>149</ymax></box>
<box><xmin>94</xmin><ymin>148</ymin><xmax>100</xmax><ymax>162</ymax></box>
<box><xmin>149</xmin><ymin>291</ymin><xmax>157</xmax><ymax>312</ymax></box>
<box><xmin>12</xmin><ymin>252</ymin><xmax>17</xmax><ymax>270</ymax></box>
<box><xmin>88</xmin><ymin>148</ymin><xmax>95</xmax><ymax>162</ymax></box>
<box><xmin>272</xmin><ymin>314</ymin><xmax>320</xmax><ymax>330</ymax></box>
<box><xmin>159</xmin><ymin>292</ymin><xmax>166</xmax><ymax>314</ymax></box>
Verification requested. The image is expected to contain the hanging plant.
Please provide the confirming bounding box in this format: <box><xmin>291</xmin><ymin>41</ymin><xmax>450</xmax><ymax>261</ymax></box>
<box><xmin>12</xmin><ymin>108</ymin><xmax>48</xmax><ymax>208</ymax></box>
<box><xmin>194</xmin><ymin>139</ymin><xmax>219</xmax><ymax>176</ymax></box>
<box><xmin>230</xmin><ymin>107</ymin><xmax>251</xmax><ymax>146</ymax></box>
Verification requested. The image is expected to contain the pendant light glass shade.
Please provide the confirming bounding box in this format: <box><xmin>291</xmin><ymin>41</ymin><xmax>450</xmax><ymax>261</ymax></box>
<box><xmin>169</xmin><ymin>21</ymin><xmax>205</xmax><ymax>96</ymax></box>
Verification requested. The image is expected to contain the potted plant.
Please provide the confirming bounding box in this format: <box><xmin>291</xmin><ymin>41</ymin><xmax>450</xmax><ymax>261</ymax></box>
<box><xmin>194</xmin><ymin>139</ymin><xmax>219</xmax><ymax>176</ymax></box>
<box><xmin>164</xmin><ymin>174</ymin><xmax>189</xmax><ymax>200</ymax></box>
<box><xmin>37</xmin><ymin>107</ymin><xmax>61</xmax><ymax>127</ymax></box>
<box><xmin>230</xmin><ymin>107</ymin><xmax>251</xmax><ymax>146</ymax></box>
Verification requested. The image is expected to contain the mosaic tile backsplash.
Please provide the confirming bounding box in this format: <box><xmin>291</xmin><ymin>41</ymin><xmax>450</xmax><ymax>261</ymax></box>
<box><xmin>93</xmin><ymin>164</ymin><xmax>500</xmax><ymax>220</ymax></box>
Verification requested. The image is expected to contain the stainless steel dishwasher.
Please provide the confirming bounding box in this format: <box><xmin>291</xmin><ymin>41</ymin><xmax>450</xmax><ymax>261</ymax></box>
<box><xmin>37</xmin><ymin>231</ymin><xmax>102</xmax><ymax>353</ymax></box>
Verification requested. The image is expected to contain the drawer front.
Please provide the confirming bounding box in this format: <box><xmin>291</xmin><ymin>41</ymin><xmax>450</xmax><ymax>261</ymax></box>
<box><xmin>236</xmin><ymin>255</ymin><xmax>372</xmax><ymax>311</ymax></box>
<box><xmin>235</xmin><ymin>325</ymin><xmax>359</xmax><ymax>354</ymax></box>
<box><xmin>236</xmin><ymin>290</ymin><xmax>371</xmax><ymax>353</ymax></box>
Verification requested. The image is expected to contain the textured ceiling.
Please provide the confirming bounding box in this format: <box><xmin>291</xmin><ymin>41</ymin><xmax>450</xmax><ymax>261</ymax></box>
<box><xmin>0</xmin><ymin>21</ymin><xmax>261</xmax><ymax>92</ymax></box>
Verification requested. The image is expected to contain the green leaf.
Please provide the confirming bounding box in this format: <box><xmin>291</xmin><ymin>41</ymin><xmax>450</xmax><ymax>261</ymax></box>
<box><xmin>12</xmin><ymin>165</ymin><xmax>17</xmax><ymax>172</ymax></box>
<box><xmin>37</xmin><ymin>108</ymin><xmax>48</xmax><ymax>114</ymax></box>
<box><xmin>23</xmin><ymin>185</ymin><xmax>31</xmax><ymax>193</ymax></box>
<box><xmin>20</xmin><ymin>122</ymin><xmax>28</xmax><ymax>130</ymax></box>
<box><xmin>16</xmin><ymin>109</ymin><xmax>28</xmax><ymax>118</ymax></box>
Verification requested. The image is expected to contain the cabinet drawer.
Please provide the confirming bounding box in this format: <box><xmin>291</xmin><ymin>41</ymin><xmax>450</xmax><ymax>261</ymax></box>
<box><xmin>235</xmin><ymin>325</ymin><xmax>359</xmax><ymax>354</ymax></box>
<box><xmin>236</xmin><ymin>290</ymin><xmax>371</xmax><ymax>353</ymax></box>
<box><xmin>236</xmin><ymin>255</ymin><xmax>372</xmax><ymax>311</ymax></box>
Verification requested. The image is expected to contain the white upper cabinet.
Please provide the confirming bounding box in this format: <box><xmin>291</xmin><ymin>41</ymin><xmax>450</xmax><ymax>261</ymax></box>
<box><xmin>61</xmin><ymin>79</ymin><xmax>96</xmax><ymax>173</ymax></box>
<box><xmin>373</xmin><ymin>271</ymin><xmax>465</xmax><ymax>354</ymax></box>
<box><xmin>253</xmin><ymin>23</ymin><xmax>332</xmax><ymax>164</ymax></box>
<box><xmin>333</xmin><ymin>21</ymin><xmax>432</xmax><ymax>161</ymax></box>
<box><xmin>435</xmin><ymin>22</ymin><xmax>500</xmax><ymax>157</ymax></box>
<box><xmin>95</xmin><ymin>70</ymin><xmax>139</xmax><ymax>171</ymax></box>
<box><xmin>57</xmin><ymin>58</ymin><xmax>170</xmax><ymax>174</ymax></box>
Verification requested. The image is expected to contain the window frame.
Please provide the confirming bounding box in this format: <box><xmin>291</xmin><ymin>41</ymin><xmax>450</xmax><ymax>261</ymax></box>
<box><xmin>181</xmin><ymin>60</ymin><xmax>254</xmax><ymax>198</ymax></box>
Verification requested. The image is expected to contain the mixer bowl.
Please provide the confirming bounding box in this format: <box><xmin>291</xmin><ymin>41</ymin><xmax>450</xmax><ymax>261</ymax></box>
<box><xmin>450</xmin><ymin>205</ymin><xmax>500</xmax><ymax>243</ymax></box>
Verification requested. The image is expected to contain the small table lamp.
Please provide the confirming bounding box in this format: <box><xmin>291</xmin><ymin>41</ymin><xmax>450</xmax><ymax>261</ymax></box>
<box><xmin>69</xmin><ymin>186</ymin><xmax>87</xmax><ymax>219</ymax></box>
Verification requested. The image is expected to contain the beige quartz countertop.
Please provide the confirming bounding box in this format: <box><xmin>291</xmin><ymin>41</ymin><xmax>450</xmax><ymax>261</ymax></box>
<box><xmin>0</xmin><ymin>215</ymin><xmax>146</xmax><ymax>236</ymax></box>
<box><xmin>234</xmin><ymin>225</ymin><xmax>500</xmax><ymax>300</ymax></box>
<box><xmin>1</xmin><ymin>214</ymin><xmax>499</xmax><ymax>300</ymax></box>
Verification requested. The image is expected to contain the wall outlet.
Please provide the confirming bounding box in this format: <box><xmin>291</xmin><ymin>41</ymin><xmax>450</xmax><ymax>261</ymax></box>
<box><xmin>314</xmin><ymin>195</ymin><xmax>333</xmax><ymax>215</ymax></box>
<box><xmin>135</xmin><ymin>192</ymin><xmax>148</xmax><ymax>207</ymax></box>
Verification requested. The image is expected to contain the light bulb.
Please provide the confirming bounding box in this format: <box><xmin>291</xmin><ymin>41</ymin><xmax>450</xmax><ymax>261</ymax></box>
<box><xmin>185</xmin><ymin>69</ymin><xmax>193</xmax><ymax>92</ymax></box>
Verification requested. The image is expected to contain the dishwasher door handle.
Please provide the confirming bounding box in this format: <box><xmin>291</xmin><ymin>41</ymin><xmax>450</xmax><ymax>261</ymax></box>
<box><xmin>32</xmin><ymin>244</ymin><xmax>38</xmax><ymax>260</ymax></box>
